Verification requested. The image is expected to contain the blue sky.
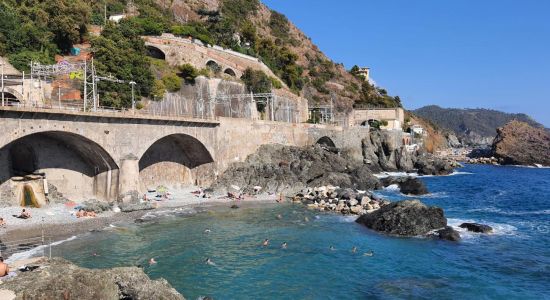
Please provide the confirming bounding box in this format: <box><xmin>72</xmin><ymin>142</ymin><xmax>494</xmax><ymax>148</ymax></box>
<box><xmin>262</xmin><ymin>0</ymin><xmax>550</xmax><ymax>126</ymax></box>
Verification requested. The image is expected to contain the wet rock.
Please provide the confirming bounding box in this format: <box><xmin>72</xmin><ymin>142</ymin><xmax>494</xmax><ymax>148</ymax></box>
<box><xmin>1</xmin><ymin>258</ymin><xmax>184</xmax><ymax>299</ymax></box>
<box><xmin>459</xmin><ymin>223</ymin><xmax>493</xmax><ymax>233</ymax></box>
<box><xmin>356</xmin><ymin>200</ymin><xmax>447</xmax><ymax>236</ymax></box>
<box><xmin>437</xmin><ymin>226</ymin><xmax>461</xmax><ymax>241</ymax></box>
<box><xmin>381</xmin><ymin>177</ymin><xmax>428</xmax><ymax>195</ymax></box>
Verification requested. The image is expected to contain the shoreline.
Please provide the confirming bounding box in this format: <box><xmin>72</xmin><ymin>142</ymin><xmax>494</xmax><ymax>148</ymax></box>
<box><xmin>0</xmin><ymin>192</ymin><xmax>279</xmax><ymax>261</ymax></box>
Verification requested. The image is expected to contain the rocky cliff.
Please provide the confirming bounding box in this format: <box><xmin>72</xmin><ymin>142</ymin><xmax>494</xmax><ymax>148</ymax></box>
<box><xmin>492</xmin><ymin>120</ymin><xmax>550</xmax><ymax>166</ymax></box>
<box><xmin>1</xmin><ymin>258</ymin><xmax>184</xmax><ymax>300</ymax></box>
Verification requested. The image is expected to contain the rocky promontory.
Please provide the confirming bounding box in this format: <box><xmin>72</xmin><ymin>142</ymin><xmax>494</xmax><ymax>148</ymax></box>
<box><xmin>355</xmin><ymin>200</ymin><xmax>447</xmax><ymax>236</ymax></box>
<box><xmin>1</xmin><ymin>258</ymin><xmax>184</xmax><ymax>300</ymax></box>
<box><xmin>492</xmin><ymin>120</ymin><xmax>550</xmax><ymax>166</ymax></box>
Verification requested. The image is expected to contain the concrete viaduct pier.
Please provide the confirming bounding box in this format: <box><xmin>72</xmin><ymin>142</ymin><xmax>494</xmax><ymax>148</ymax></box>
<box><xmin>0</xmin><ymin>106</ymin><xmax>373</xmax><ymax>205</ymax></box>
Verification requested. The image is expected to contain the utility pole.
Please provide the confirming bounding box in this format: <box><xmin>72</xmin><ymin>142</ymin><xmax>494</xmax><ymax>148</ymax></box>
<box><xmin>104</xmin><ymin>0</ymin><xmax>107</xmax><ymax>25</ymax></box>
<box><xmin>58</xmin><ymin>84</ymin><xmax>61</xmax><ymax>108</ymax></box>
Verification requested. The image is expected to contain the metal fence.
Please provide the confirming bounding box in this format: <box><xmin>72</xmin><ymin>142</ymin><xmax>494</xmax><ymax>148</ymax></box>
<box><xmin>0</xmin><ymin>100</ymin><xmax>215</xmax><ymax>120</ymax></box>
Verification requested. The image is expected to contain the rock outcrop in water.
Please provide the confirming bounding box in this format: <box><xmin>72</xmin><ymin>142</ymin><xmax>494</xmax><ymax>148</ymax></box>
<box><xmin>491</xmin><ymin>120</ymin><xmax>550</xmax><ymax>166</ymax></box>
<box><xmin>1</xmin><ymin>258</ymin><xmax>184</xmax><ymax>300</ymax></box>
<box><xmin>381</xmin><ymin>177</ymin><xmax>428</xmax><ymax>195</ymax></box>
<box><xmin>355</xmin><ymin>200</ymin><xmax>447</xmax><ymax>236</ymax></box>
<box><xmin>436</xmin><ymin>226</ymin><xmax>462</xmax><ymax>241</ymax></box>
<box><xmin>459</xmin><ymin>223</ymin><xmax>493</xmax><ymax>234</ymax></box>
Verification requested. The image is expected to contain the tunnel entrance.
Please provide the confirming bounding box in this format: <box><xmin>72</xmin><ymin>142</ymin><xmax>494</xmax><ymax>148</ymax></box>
<box><xmin>0</xmin><ymin>131</ymin><xmax>119</xmax><ymax>204</ymax></box>
<box><xmin>316</xmin><ymin>136</ymin><xmax>336</xmax><ymax>148</ymax></box>
<box><xmin>139</xmin><ymin>134</ymin><xmax>214</xmax><ymax>189</ymax></box>
<box><xmin>146</xmin><ymin>46</ymin><xmax>166</xmax><ymax>60</ymax></box>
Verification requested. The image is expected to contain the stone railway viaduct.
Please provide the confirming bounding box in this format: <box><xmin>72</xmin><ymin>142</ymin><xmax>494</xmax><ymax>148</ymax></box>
<box><xmin>0</xmin><ymin>107</ymin><xmax>371</xmax><ymax>205</ymax></box>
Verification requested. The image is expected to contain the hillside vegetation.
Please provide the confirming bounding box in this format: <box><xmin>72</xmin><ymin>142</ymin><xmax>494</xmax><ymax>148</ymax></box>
<box><xmin>0</xmin><ymin>0</ymin><xmax>402</xmax><ymax>110</ymax></box>
<box><xmin>413</xmin><ymin>105</ymin><xmax>544</xmax><ymax>146</ymax></box>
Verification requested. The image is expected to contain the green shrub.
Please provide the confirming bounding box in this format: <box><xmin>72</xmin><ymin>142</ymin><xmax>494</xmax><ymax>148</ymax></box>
<box><xmin>241</xmin><ymin>68</ymin><xmax>272</xmax><ymax>93</ymax></box>
<box><xmin>178</xmin><ymin>64</ymin><xmax>199</xmax><ymax>82</ymax></box>
<box><xmin>162</xmin><ymin>73</ymin><xmax>182</xmax><ymax>92</ymax></box>
<box><xmin>270</xmin><ymin>77</ymin><xmax>283</xmax><ymax>89</ymax></box>
<box><xmin>151</xmin><ymin>79</ymin><xmax>166</xmax><ymax>100</ymax></box>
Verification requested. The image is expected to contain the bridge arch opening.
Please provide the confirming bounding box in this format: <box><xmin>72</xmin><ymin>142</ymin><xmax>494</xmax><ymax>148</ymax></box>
<box><xmin>139</xmin><ymin>134</ymin><xmax>214</xmax><ymax>189</ymax></box>
<box><xmin>1</xmin><ymin>87</ymin><xmax>23</xmax><ymax>105</ymax></box>
<box><xmin>206</xmin><ymin>60</ymin><xmax>221</xmax><ymax>73</ymax></box>
<box><xmin>0</xmin><ymin>131</ymin><xmax>119</xmax><ymax>204</ymax></box>
<box><xmin>224</xmin><ymin>68</ymin><xmax>236</xmax><ymax>77</ymax></box>
<box><xmin>146</xmin><ymin>45</ymin><xmax>166</xmax><ymax>60</ymax></box>
<box><xmin>316</xmin><ymin>136</ymin><xmax>336</xmax><ymax>148</ymax></box>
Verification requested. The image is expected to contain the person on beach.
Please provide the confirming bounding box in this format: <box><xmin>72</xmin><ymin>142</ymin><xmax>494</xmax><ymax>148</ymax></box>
<box><xmin>76</xmin><ymin>209</ymin><xmax>85</xmax><ymax>218</ymax></box>
<box><xmin>0</xmin><ymin>217</ymin><xmax>6</xmax><ymax>228</ymax></box>
<box><xmin>18</xmin><ymin>209</ymin><xmax>31</xmax><ymax>219</ymax></box>
<box><xmin>262</xmin><ymin>239</ymin><xmax>270</xmax><ymax>247</ymax></box>
<box><xmin>0</xmin><ymin>257</ymin><xmax>9</xmax><ymax>277</ymax></box>
<box><xmin>281</xmin><ymin>242</ymin><xmax>288</xmax><ymax>249</ymax></box>
<box><xmin>85</xmin><ymin>211</ymin><xmax>97</xmax><ymax>217</ymax></box>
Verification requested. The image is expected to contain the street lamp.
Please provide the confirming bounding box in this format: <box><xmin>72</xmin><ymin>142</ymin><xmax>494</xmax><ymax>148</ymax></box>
<box><xmin>129</xmin><ymin>81</ymin><xmax>136</xmax><ymax>111</ymax></box>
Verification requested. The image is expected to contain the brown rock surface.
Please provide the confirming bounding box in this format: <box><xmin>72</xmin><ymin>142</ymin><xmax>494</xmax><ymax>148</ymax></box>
<box><xmin>492</xmin><ymin>120</ymin><xmax>550</xmax><ymax>166</ymax></box>
<box><xmin>1</xmin><ymin>258</ymin><xmax>184</xmax><ymax>300</ymax></box>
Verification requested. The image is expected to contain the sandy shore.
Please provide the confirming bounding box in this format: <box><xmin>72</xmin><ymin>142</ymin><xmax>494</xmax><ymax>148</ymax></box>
<box><xmin>0</xmin><ymin>186</ymin><xmax>279</xmax><ymax>259</ymax></box>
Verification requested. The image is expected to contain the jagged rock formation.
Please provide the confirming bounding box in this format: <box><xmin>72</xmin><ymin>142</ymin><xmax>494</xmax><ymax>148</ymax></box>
<box><xmin>381</xmin><ymin>177</ymin><xmax>428</xmax><ymax>195</ymax></box>
<box><xmin>492</xmin><ymin>120</ymin><xmax>550</xmax><ymax>166</ymax></box>
<box><xmin>355</xmin><ymin>200</ymin><xmax>447</xmax><ymax>236</ymax></box>
<box><xmin>413</xmin><ymin>105</ymin><xmax>545</xmax><ymax>147</ymax></box>
<box><xmin>210</xmin><ymin>144</ymin><xmax>380</xmax><ymax>195</ymax></box>
<box><xmin>1</xmin><ymin>258</ymin><xmax>184</xmax><ymax>300</ymax></box>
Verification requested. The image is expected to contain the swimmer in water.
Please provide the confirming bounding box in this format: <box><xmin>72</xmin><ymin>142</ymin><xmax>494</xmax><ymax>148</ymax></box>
<box><xmin>330</xmin><ymin>245</ymin><xmax>336</xmax><ymax>251</ymax></box>
<box><xmin>262</xmin><ymin>239</ymin><xmax>270</xmax><ymax>247</ymax></box>
<box><xmin>204</xmin><ymin>229</ymin><xmax>211</xmax><ymax>233</ymax></box>
<box><xmin>276</xmin><ymin>214</ymin><xmax>283</xmax><ymax>220</ymax></box>
<box><xmin>149</xmin><ymin>258</ymin><xmax>157</xmax><ymax>265</ymax></box>
<box><xmin>352</xmin><ymin>246</ymin><xmax>357</xmax><ymax>253</ymax></box>
<box><xmin>281</xmin><ymin>242</ymin><xmax>288</xmax><ymax>249</ymax></box>
<box><xmin>91</xmin><ymin>252</ymin><xmax>100</xmax><ymax>257</ymax></box>
<box><xmin>363</xmin><ymin>250</ymin><xmax>374</xmax><ymax>257</ymax></box>
<box><xmin>304</xmin><ymin>216</ymin><xmax>310</xmax><ymax>222</ymax></box>
<box><xmin>205</xmin><ymin>258</ymin><xmax>216</xmax><ymax>266</ymax></box>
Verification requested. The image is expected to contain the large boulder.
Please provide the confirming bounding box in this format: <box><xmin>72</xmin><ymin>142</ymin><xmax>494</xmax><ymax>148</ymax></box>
<box><xmin>492</xmin><ymin>120</ymin><xmax>550</xmax><ymax>166</ymax></box>
<box><xmin>436</xmin><ymin>226</ymin><xmax>461</xmax><ymax>241</ymax></box>
<box><xmin>1</xmin><ymin>258</ymin><xmax>184</xmax><ymax>299</ymax></box>
<box><xmin>415</xmin><ymin>155</ymin><xmax>454</xmax><ymax>176</ymax></box>
<box><xmin>356</xmin><ymin>200</ymin><xmax>447</xmax><ymax>236</ymax></box>
<box><xmin>381</xmin><ymin>177</ymin><xmax>428</xmax><ymax>195</ymax></box>
<box><xmin>459</xmin><ymin>223</ymin><xmax>493</xmax><ymax>233</ymax></box>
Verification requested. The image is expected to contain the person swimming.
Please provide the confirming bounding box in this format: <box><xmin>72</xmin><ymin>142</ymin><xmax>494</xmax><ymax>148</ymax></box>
<box><xmin>262</xmin><ymin>239</ymin><xmax>270</xmax><ymax>247</ymax></box>
<box><xmin>364</xmin><ymin>250</ymin><xmax>374</xmax><ymax>257</ymax></box>
<box><xmin>276</xmin><ymin>214</ymin><xmax>283</xmax><ymax>220</ymax></box>
<box><xmin>352</xmin><ymin>246</ymin><xmax>357</xmax><ymax>253</ymax></box>
<box><xmin>204</xmin><ymin>229</ymin><xmax>211</xmax><ymax>233</ymax></box>
<box><xmin>205</xmin><ymin>258</ymin><xmax>216</xmax><ymax>266</ymax></box>
<box><xmin>149</xmin><ymin>258</ymin><xmax>157</xmax><ymax>265</ymax></box>
<box><xmin>281</xmin><ymin>242</ymin><xmax>288</xmax><ymax>249</ymax></box>
<box><xmin>330</xmin><ymin>245</ymin><xmax>336</xmax><ymax>251</ymax></box>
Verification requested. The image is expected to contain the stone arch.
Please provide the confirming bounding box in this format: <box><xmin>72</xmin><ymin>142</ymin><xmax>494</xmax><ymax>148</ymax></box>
<box><xmin>139</xmin><ymin>134</ymin><xmax>214</xmax><ymax>189</ymax></box>
<box><xmin>316</xmin><ymin>136</ymin><xmax>336</xmax><ymax>148</ymax></box>
<box><xmin>146</xmin><ymin>45</ymin><xmax>166</xmax><ymax>60</ymax></box>
<box><xmin>0</xmin><ymin>131</ymin><xmax>119</xmax><ymax>202</ymax></box>
<box><xmin>206</xmin><ymin>60</ymin><xmax>221</xmax><ymax>73</ymax></box>
<box><xmin>1</xmin><ymin>87</ymin><xmax>23</xmax><ymax>104</ymax></box>
<box><xmin>223</xmin><ymin>68</ymin><xmax>236</xmax><ymax>77</ymax></box>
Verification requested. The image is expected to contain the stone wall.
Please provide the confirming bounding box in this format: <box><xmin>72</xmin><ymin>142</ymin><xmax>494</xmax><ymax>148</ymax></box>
<box><xmin>349</xmin><ymin>108</ymin><xmax>405</xmax><ymax>130</ymax></box>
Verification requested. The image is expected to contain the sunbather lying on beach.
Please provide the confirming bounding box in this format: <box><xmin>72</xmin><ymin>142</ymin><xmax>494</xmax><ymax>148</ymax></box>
<box><xmin>15</xmin><ymin>209</ymin><xmax>31</xmax><ymax>219</ymax></box>
<box><xmin>76</xmin><ymin>209</ymin><xmax>97</xmax><ymax>218</ymax></box>
<box><xmin>0</xmin><ymin>217</ymin><xmax>6</xmax><ymax>227</ymax></box>
<box><xmin>0</xmin><ymin>257</ymin><xmax>9</xmax><ymax>277</ymax></box>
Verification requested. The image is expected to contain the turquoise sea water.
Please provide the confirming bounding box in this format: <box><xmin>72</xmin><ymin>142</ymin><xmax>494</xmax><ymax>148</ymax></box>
<box><xmin>55</xmin><ymin>165</ymin><xmax>550</xmax><ymax>299</ymax></box>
